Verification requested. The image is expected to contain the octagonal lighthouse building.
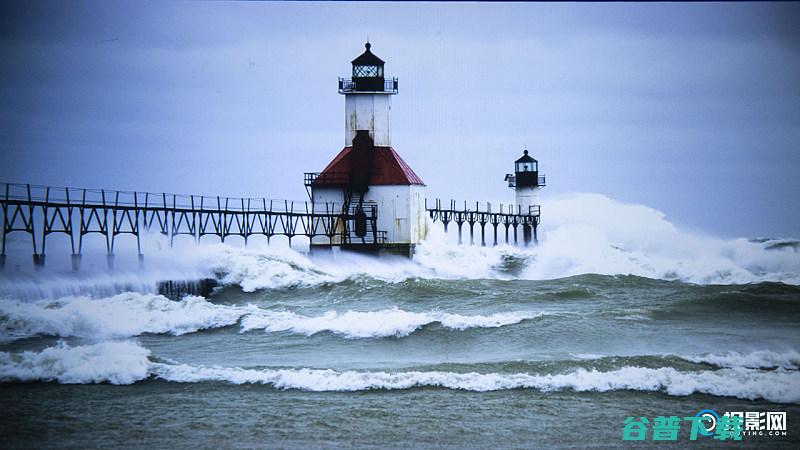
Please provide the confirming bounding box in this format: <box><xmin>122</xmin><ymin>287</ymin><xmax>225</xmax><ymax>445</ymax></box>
<box><xmin>306</xmin><ymin>43</ymin><xmax>427</xmax><ymax>257</ymax></box>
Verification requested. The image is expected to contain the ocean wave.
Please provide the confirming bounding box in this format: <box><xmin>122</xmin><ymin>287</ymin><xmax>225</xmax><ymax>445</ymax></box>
<box><xmin>681</xmin><ymin>350</ymin><xmax>800</xmax><ymax>370</ymax></box>
<box><xmin>0</xmin><ymin>341</ymin><xmax>149</xmax><ymax>385</ymax></box>
<box><xmin>0</xmin><ymin>292</ymin><xmax>250</xmax><ymax>343</ymax></box>
<box><xmin>196</xmin><ymin>244</ymin><xmax>440</xmax><ymax>292</ymax></box>
<box><xmin>200</xmin><ymin>245</ymin><xmax>342</xmax><ymax>291</ymax></box>
<box><xmin>569</xmin><ymin>350</ymin><xmax>800</xmax><ymax>371</ymax></box>
<box><xmin>1</xmin><ymin>194</ymin><xmax>797</xmax><ymax>290</ymax></box>
<box><xmin>0</xmin><ymin>272</ymin><xmax>159</xmax><ymax>302</ymax></box>
<box><xmin>415</xmin><ymin>194</ymin><xmax>800</xmax><ymax>285</ymax></box>
<box><xmin>151</xmin><ymin>364</ymin><xmax>800</xmax><ymax>403</ymax></box>
<box><xmin>240</xmin><ymin>309</ymin><xmax>545</xmax><ymax>338</ymax></box>
<box><xmin>650</xmin><ymin>283</ymin><xmax>800</xmax><ymax>319</ymax></box>
<box><xmin>177</xmin><ymin>195</ymin><xmax>800</xmax><ymax>289</ymax></box>
<box><xmin>2</xmin><ymin>342</ymin><xmax>798</xmax><ymax>403</ymax></box>
<box><xmin>0</xmin><ymin>293</ymin><xmax>540</xmax><ymax>342</ymax></box>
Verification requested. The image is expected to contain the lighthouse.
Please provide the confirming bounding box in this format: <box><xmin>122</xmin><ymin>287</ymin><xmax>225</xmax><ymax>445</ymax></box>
<box><xmin>505</xmin><ymin>149</ymin><xmax>545</xmax><ymax>244</ymax></box>
<box><xmin>306</xmin><ymin>42</ymin><xmax>427</xmax><ymax>257</ymax></box>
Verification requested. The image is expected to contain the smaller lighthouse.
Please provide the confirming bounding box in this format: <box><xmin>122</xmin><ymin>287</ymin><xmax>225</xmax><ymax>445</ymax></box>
<box><xmin>505</xmin><ymin>149</ymin><xmax>545</xmax><ymax>244</ymax></box>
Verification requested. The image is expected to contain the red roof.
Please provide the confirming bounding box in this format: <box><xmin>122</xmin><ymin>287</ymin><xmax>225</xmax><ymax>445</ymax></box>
<box><xmin>315</xmin><ymin>146</ymin><xmax>425</xmax><ymax>186</ymax></box>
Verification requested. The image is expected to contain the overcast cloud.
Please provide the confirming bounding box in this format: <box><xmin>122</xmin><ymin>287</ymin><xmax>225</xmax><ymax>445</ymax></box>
<box><xmin>1</xmin><ymin>1</ymin><xmax>798</xmax><ymax>238</ymax></box>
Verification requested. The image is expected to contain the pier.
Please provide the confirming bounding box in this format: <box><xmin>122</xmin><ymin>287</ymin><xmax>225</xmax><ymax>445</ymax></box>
<box><xmin>1</xmin><ymin>182</ymin><xmax>540</xmax><ymax>269</ymax></box>
<box><xmin>426</xmin><ymin>199</ymin><xmax>540</xmax><ymax>246</ymax></box>
<box><xmin>0</xmin><ymin>182</ymin><xmax>382</xmax><ymax>269</ymax></box>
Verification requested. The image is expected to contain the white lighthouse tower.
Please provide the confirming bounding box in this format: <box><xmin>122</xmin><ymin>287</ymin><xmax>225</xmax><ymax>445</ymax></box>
<box><xmin>307</xmin><ymin>42</ymin><xmax>427</xmax><ymax>257</ymax></box>
<box><xmin>505</xmin><ymin>149</ymin><xmax>545</xmax><ymax>244</ymax></box>
<box><xmin>343</xmin><ymin>42</ymin><xmax>392</xmax><ymax>147</ymax></box>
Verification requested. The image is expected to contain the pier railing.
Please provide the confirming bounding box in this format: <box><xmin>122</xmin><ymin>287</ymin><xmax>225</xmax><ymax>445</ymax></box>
<box><xmin>0</xmin><ymin>183</ymin><xmax>383</xmax><ymax>269</ymax></box>
<box><xmin>425</xmin><ymin>198</ymin><xmax>541</xmax><ymax>246</ymax></box>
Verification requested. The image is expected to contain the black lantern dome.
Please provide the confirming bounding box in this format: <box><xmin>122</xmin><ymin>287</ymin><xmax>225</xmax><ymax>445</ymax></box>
<box><xmin>515</xmin><ymin>150</ymin><xmax>538</xmax><ymax>173</ymax></box>
<box><xmin>351</xmin><ymin>42</ymin><xmax>385</xmax><ymax>91</ymax></box>
<box><xmin>512</xmin><ymin>150</ymin><xmax>544</xmax><ymax>188</ymax></box>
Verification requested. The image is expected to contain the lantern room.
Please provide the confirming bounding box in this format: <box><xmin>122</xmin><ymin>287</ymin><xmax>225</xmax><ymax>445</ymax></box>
<box><xmin>515</xmin><ymin>150</ymin><xmax>538</xmax><ymax>173</ymax></box>
<box><xmin>350</xmin><ymin>42</ymin><xmax>386</xmax><ymax>92</ymax></box>
<box><xmin>509</xmin><ymin>150</ymin><xmax>545</xmax><ymax>188</ymax></box>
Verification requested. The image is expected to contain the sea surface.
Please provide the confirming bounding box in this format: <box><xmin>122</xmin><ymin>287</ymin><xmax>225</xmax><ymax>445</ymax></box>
<box><xmin>1</xmin><ymin>194</ymin><xmax>799</xmax><ymax>448</ymax></box>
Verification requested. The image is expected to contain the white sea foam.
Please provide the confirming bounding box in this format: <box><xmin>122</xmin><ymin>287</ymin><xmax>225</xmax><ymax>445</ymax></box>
<box><xmin>2</xmin><ymin>342</ymin><xmax>797</xmax><ymax>402</ymax></box>
<box><xmin>682</xmin><ymin>350</ymin><xmax>800</xmax><ymax>370</ymax></box>
<box><xmin>0</xmin><ymin>293</ymin><xmax>538</xmax><ymax>342</ymax></box>
<box><xmin>150</xmin><ymin>364</ymin><xmax>800</xmax><ymax>403</ymax></box>
<box><xmin>0</xmin><ymin>194</ymin><xmax>796</xmax><ymax>295</ymax></box>
<box><xmin>197</xmin><ymin>244</ymin><xmax>341</xmax><ymax>291</ymax></box>
<box><xmin>194</xmin><ymin>242</ymin><xmax>441</xmax><ymax>291</ymax></box>
<box><xmin>240</xmin><ymin>309</ymin><xmax>544</xmax><ymax>338</ymax></box>
<box><xmin>0</xmin><ymin>271</ymin><xmax>158</xmax><ymax>301</ymax></box>
<box><xmin>181</xmin><ymin>194</ymin><xmax>800</xmax><ymax>288</ymax></box>
<box><xmin>0</xmin><ymin>340</ymin><xmax>150</xmax><ymax>385</ymax></box>
<box><xmin>0</xmin><ymin>292</ymin><xmax>250</xmax><ymax>343</ymax></box>
<box><xmin>415</xmin><ymin>193</ymin><xmax>800</xmax><ymax>285</ymax></box>
<box><xmin>571</xmin><ymin>350</ymin><xmax>800</xmax><ymax>370</ymax></box>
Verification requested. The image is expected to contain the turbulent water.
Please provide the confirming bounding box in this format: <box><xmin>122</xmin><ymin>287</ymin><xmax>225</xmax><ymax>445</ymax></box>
<box><xmin>1</xmin><ymin>194</ymin><xmax>798</xmax><ymax>448</ymax></box>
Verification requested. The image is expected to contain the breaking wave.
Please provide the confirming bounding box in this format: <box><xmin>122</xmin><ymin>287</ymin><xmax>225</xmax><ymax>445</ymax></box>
<box><xmin>152</xmin><ymin>365</ymin><xmax>800</xmax><ymax>403</ymax></box>
<box><xmin>0</xmin><ymin>194</ymin><xmax>796</xmax><ymax>294</ymax></box>
<box><xmin>0</xmin><ymin>293</ymin><xmax>249</xmax><ymax>343</ymax></box>
<box><xmin>416</xmin><ymin>193</ymin><xmax>800</xmax><ymax>285</ymax></box>
<box><xmin>185</xmin><ymin>194</ymin><xmax>800</xmax><ymax>288</ymax></box>
<box><xmin>0</xmin><ymin>341</ymin><xmax>149</xmax><ymax>385</ymax></box>
<box><xmin>240</xmin><ymin>309</ymin><xmax>545</xmax><ymax>338</ymax></box>
<box><xmin>1</xmin><ymin>342</ymin><xmax>798</xmax><ymax>403</ymax></box>
<box><xmin>0</xmin><ymin>293</ymin><xmax>542</xmax><ymax>342</ymax></box>
<box><xmin>682</xmin><ymin>350</ymin><xmax>800</xmax><ymax>370</ymax></box>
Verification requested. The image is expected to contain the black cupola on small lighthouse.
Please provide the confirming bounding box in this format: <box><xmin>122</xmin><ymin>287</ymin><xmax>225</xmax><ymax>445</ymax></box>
<box><xmin>513</xmin><ymin>150</ymin><xmax>542</xmax><ymax>188</ymax></box>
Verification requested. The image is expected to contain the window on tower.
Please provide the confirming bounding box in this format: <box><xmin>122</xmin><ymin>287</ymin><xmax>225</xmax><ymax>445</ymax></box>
<box><xmin>515</xmin><ymin>161</ymin><xmax>538</xmax><ymax>172</ymax></box>
<box><xmin>353</xmin><ymin>65</ymin><xmax>382</xmax><ymax>77</ymax></box>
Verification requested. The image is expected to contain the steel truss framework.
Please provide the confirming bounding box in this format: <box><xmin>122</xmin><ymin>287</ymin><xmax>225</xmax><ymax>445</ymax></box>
<box><xmin>1</xmin><ymin>184</ymin><xmax>541</xmax><ymax>269</ymax></box>
<box><xmin>1</xmin><ymin>183</ymin><xmax>380</xmax><ymax>269</ymax></box>
<box><xmin>425</xmin><ymin>199</ymin><xmax>541</xmax><ymax>247</ymax></box>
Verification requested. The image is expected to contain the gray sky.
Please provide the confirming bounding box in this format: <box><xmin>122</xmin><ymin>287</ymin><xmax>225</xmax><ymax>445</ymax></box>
<box><xmin>1</xmin><ymin>1</ymin><xmax>798</xmax><ymax>238</ymax></box>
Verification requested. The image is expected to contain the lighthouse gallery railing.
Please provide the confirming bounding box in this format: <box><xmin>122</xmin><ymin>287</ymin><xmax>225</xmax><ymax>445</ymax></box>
<box><xmin>338</xmin><ymin>77</ymin><xmax>398</xmax><ymax>94</ymax></box>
